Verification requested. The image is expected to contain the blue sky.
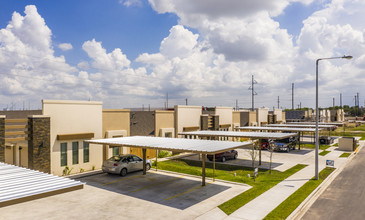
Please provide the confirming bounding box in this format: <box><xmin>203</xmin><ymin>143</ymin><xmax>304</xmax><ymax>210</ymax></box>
<box><xmin>0</xmin><ymin>0</ymin><xmax>363</xmax><ymax>109</ymax></box>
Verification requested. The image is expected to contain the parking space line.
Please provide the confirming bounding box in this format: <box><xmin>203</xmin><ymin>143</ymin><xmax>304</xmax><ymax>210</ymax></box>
<box><xmin>102</xmin><ymin>175</ymin><xmax>142</xmax><ymax>186</ymax></box>
<box><xmin>165</xmin><ymin>181</ymin><xmax>213</xmax><ymax>201</ymax></box>
<box><xmin>130</xmin><ymin>175</ymin><xmax>184</xmax><ymax>193</ymax></box>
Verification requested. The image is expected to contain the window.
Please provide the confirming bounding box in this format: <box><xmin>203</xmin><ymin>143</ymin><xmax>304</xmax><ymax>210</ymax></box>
<box><xmin>60</xmin><ymin>143</ymin><xmax>67</xmax><ymax>166</ymax></box>
<box><xmin>112</xmin><ymin>146</ymin><xmax>119</xmax><ymax>156</ymax></box>
<box><xmin>83</xmin><ymin>141</ymin><xmax>89</xmax><ymax>163</ymax></box>
<box><xmin>72</xmin><ymin>142</ymin><xmax>79</xmax><ymax>164</ymax></box>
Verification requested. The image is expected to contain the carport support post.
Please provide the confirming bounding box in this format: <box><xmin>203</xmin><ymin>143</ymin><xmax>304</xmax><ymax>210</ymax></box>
<box><xmin>142</xmin><ymin>148</ymin><xmax>147</xmax><ymax>175</ymax></box>
<box><xmin>156</xmin><ymin>150</ymin><xmax>158</xmax><ymax>171</ymax></box>
<box><xmin>213</xmin><ymin>154</ymin><xmax>215</xmax><ymax>182</ymax></box>
<box><xmin>202</xmin><ymin>153</ymin><xmax>206</xmax><ymax>186</ymax></box>
<box><xmin>258</xmin><ymin>139</ymin><xmax>262</xmax><ymax>166</ymax></box>
<box><xmin>298</xmin><ymin>132</ymin><xmax>301</xmax><ymax>150</ymax></box>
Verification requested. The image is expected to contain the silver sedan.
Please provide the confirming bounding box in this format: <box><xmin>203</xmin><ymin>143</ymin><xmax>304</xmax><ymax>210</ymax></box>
<box><xmin>102</xmin><ymin>154</ymin><xmax>152</xmax><ymax>176</ymax></box>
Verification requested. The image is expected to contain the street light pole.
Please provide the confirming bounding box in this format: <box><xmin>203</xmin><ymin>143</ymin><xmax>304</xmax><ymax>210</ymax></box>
<box><xmin>315</xmin><ymin>55</ymin><xmax>352</xmax><ymax>180</ymax></box>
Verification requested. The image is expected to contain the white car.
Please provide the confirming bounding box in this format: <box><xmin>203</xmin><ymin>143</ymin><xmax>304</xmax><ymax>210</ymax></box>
<box><xmin>102</xmin><ymin>154</ymin><xmax>151</xmax><ymax>176</ymax></box>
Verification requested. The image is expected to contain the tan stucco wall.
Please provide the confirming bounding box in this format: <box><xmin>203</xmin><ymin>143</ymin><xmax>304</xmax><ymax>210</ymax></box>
<box><xmin>215</xmin><ymin>107</ymin><xmax>233</xmax><ymax>130</ymax></box>
<box><xmin>249</xmin><ymin>111</ymin><xmax>257</xmax><ymax>125</ymax></box>
<box><xmin>102</xmin><ymin>109</ymin><xmax>130</xmax><ymax>137</ymax></box>
<box><xmin>155</xmin><ymin>110</ymin><xmax>175</xmax><ymax>137</ymax></box>
<box><xmin>256</xmin><ymin>108</ymin><xmax>269</xmax><ymax>125</ymax></box>
<box><xmin>282</xmin><ymin>112</ymin><xmax>286</xmax><ymax>123</ymax></box>
<box><xmin>175</xmin><ymin>105</ymin><xmax>202</xmax><ymax>137</ymax></box>
<box><xmin>232</xmin><ymin>111</ymin><xmax>240</xmax><ymax>124</ymax></box>
<box><xmin>274</xmin><ymin>109</ymin><xmax>283</xmax><ymax>121</ymax></box>
<box><xmin>102</xmin><ymin>109</ymin><xmax>130</xmax><ymax>158</ymax></box>
<box><xmin>42</xmin><ymin>100</ymin><xmax>103</xmax><ymax>176</ymax></box>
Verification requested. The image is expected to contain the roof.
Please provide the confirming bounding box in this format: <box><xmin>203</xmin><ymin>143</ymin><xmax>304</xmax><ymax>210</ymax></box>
<box><xmin>0</xmin><ymin>163</ymin><xmax>84</xmax><ymax>207</ymax></box>
<box><xmin>86</xmin><ymin>136</ymin><xmax>252</xmax><ymax>154</ymax></box>
<box><xmin>238</xmin><ymin>126</ymin><xmax>321</xmax><ymax>132</ymax></box>
<box><xmin>178</xmin><ymin>130</ymin><xmax>297</xmax><ymax>139</ymax></box>
<box><xmin>266</xmin><ymin>124</ymin><xmax>336</xmax><ymax>129</ymax></box>
<box><xmin>287</xmin><ymin>122</ymin><xmax>344</xmax><ymax>125</ymax></box>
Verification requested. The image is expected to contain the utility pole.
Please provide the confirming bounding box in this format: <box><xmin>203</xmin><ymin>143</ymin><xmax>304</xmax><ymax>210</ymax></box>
<box><xmin>292</xmin><ymin>83</ymin><xmax>294</xmax><ymax>110</ymax></box>
<box><xmin>235</xmin><ymin>99</ymin><xmax>238</xmax><ymax>110</ymax></box>
<box><xmin>185</xmin><ymin>98</ymin><xmax>188</xmax><ymax>105</ymax></box>
<box><xmin>166</xmin><ymin>92</ymin><xmax>169</xmax><ymax>110</ymax></box>
<box><xmin>300</xmin><ymin>102</ymin><xmax>302</xmax><ymax>109</ymax></box>
<box><xmin>340</xmin><ymin>93</ymin><xmax>342</xmax><ymax>108</ymax></box>
<box><xmin>248</xmin><ymin>75</ymin><xmax>258</xmax><ymax>111</ymax></box>
<box><xmin>333</xmin><ymin>97</ymin><xmax>335</xmax><ymax>107</ymax></box>
<box><xmin>277</xmin><ymin>96</ymin><xmax>280</xmax><ymax>109</ymax></box>
<box><xmin>149</xmin><ymin>104</ymin><xmax>150</xmax><ymax>111</ymax></box>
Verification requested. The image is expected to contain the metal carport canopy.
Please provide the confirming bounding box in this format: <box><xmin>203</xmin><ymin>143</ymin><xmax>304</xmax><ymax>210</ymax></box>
<box><xmin>86</xmin><ymin>136</ymin><xmax>252</xmax><ymax>186</ymax></box>
<box><xmin>266</xmin><ymin>124</ymin><xmax>336</xmax><ymax>129</ymax></box>
<box><xmin>237</xmin><ymin>126</ymin><xmax>322</xmax><ymax>132</ymax></box>
<box><xmin>178</xmin><ymin>130</ymin><xmax>298</xmax><ymax>139</ymax></box>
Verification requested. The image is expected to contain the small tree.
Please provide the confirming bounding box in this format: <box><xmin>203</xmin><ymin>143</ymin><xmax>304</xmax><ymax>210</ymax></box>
<box><xmin>267</xmin><ymin>140</ymin><xmax>275</xmax><ymax>174</ymax></box>
<box><xmin>247</xmin><ymin>140</ymin><xmax>260</xmax><ymax>181</ymax></box>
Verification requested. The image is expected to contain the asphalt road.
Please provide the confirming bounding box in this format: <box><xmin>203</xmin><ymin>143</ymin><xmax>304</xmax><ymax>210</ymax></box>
<box><xmin>302</xmin><ymin>146</ymin><xmax>365</xmax><ymax>220</ymax></box>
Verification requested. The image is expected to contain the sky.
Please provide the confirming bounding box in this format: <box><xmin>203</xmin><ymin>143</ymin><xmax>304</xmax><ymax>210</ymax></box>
<box><xmin>0</xmin><ymin>0</ymin><xmax>364</xmax><ymax>110</ymax></box>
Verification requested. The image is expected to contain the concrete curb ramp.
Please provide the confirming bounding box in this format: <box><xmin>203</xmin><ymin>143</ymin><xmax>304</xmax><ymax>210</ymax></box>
<box><xmin>0</xmin><ymin>163</ymin><xmax>84</xmax><ymax>207</ymax></box>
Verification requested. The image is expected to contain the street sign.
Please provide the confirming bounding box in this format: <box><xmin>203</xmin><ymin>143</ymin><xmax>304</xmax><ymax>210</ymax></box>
<box><xmin>326</xmin><ymin>160</ymin><xmax>334</xmax><ymax>167</ymax></box>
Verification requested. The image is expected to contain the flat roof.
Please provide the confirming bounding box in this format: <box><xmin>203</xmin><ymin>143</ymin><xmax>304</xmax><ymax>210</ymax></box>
<box><xmin>0</xmin><ymin>163</ymin><xmax>84</xmax><ymax>207</ymax></box>
<box><xmin>266</xmin><ymin>124</ymin><xmax>336</xmax><ymax>129</ymax></box>
<box><xmin>237</xmin><ymin>126</ymin><xmax>321</xmax><ymax>132</ymax></box>
<box><xmin>287</xmin><ymin>122</ymin><xmax>344</xmax><ymax>125</ymax></box>
<box><xmin>178</xmin><ymin>130</ymin><xmax>297</xmax><ymax>139</ymax></box>
<box><xmin>86</xmin><ymin>136</ymin><xmax>252</xmax><ymax>154</ymax></box>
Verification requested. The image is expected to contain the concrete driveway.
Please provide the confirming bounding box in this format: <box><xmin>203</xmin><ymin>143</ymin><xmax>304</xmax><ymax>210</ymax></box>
<box><xmin>0</xmin><ymin>170</ymin><xmax>250</xmax><ymax>220</ymax></box>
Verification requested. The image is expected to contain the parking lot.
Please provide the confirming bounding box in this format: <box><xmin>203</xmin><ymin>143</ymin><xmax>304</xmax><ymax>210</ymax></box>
<box><xmin>0</xmin><ymin>170</ymin><xmax>250</xmax><ymax>220</ymax></box>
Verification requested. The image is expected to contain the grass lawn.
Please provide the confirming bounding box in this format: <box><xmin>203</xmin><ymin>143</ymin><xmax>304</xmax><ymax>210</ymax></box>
<box><xmin>301</xmin><ymin>143</ymin><xmax>330</xmax><ymax>150</ymax></box>
<box><xmin>153</xmin><ymin>159</ymin><xmax>307</xmax><ymax>215</ymax></box>
<box><xmin>360</xmin><ymin>136</ymin><xmax>365</xmax><ymax>140</ymax></box>
<box><xmin>339</xmin><ymin>152</ymin><xmax>351</xmax><ymax>158</ymax></box>
<box><xmin>319</xmin><ymin>150</ymin><xmax>330</xmax><ymax>156</ymax></box>
<box><xmin>263</xmin><ymin>167</ymin><xmax>335</xmax><ymax>220</ymax></box>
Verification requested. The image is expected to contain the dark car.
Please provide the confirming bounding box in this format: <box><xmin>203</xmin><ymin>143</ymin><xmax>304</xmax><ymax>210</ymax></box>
<box><xmin>319</xmin><ymin>136</ymin><xmax>334</xmax><ymax>144</ymax></box>
<box><xmin>207</xmin><ymin>150</ymin><xmax>238</xmax><ymax>162</ymax></box>
<box><xmin>273</xmin><ymin>137</ymin><xmax>297</xmax><ymax>152</ymax></box>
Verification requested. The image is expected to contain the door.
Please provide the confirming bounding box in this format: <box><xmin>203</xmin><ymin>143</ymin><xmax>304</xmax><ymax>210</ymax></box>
<box><xmin>132</xmin><ymin>155</ymin><xmax>143</xmax><ymax>170</ymax></box>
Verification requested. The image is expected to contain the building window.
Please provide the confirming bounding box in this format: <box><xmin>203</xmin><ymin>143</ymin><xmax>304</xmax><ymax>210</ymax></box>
<box><xmin>112</xmin><ymin>146</ymin><xmax>119</xmax><ymax>156</ymax></box>
<box><xmin>60</xmin><ymin>143</ymin><xmax>67</xmax><ymax>166</ymax></box>
<box><xmin>72</xmin><ymin>142</ymin><xmax>79</xmax><ymax>164</ymax></box>
<box><xmin>83</xmin><ymin>142</ymin><xmax>89</xmax><ymax>163</ymax></box>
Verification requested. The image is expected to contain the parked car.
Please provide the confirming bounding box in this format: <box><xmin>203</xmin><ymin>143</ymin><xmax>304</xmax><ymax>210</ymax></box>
<box><xmin>102</xmin><ymin>154</ymin><xmax>152</xmax><ymax>176</ymax></box>
<box><xmin>260</xmin><ymin>139</ymin><xmax>272</xmax><ymax>150</ymax></box>
<box><xmin>207</xmin><ymin>150</ymin><xmax>238</xmax><ymax>162</ymax></box>
<box><xmin>319</xmin><ymin>136</ymin><xmax>334</xmax><ymax>144</ymax></box>
<box><xmin>272</xmin><ymin>137</ymin><xmax>297</xmax><ymax>152</ymax></box>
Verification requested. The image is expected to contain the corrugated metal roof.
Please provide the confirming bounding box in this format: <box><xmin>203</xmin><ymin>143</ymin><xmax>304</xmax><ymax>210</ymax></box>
<box><xmin>178</xmin><ymin>130</ymin><xmax>297</xmax><ymax>139</ymax></box>
<box><xmin>266</xmin><ymin>124</ymin><xmax>336</xmax><ymax>129</ymax></box>
<box><xmin>0</xmin><ymin>163</ymin><xmax>84</xmax><ymax>207</ymax></box>
<box><xmin>87</xmin><ymin>136</ymin><xmax>252</xmax><ymax>153</ymax></box>
<box><xmin>238</xmin><ymin>126</ymin><xmax>321</xmax><ymax>132</ymax></box>
<box><xmin>287</xmin><ymin>122</ymin><xmax>344</xmax><ymax>125</ymax></box>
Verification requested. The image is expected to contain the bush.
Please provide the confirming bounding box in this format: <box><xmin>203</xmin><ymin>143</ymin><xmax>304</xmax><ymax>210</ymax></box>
<box><xmin>158</xmin><ymin>150</ymin><xmax>172</xmax><ymax>158</ymax></box>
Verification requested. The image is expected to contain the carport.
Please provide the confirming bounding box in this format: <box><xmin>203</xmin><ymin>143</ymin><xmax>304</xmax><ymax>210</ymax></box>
<box><xmin>237</xmin><ymin>126</ymin><xmax>323</xmax><ymax>150</ymax></box>
<box><xmin>86</xmin><ymin>136</ymin><xmax>252</xmax><ymax>186</ymax></box>
<box><xmin>178</xmin><ymin>130</ymin><xmax>297</xmax><ymax>166</ymax></box>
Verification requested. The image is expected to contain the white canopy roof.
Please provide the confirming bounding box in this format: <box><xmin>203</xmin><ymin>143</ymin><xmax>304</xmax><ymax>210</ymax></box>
<box><xmin>266</xmin><ymin>124</ymin><xmax>336</xmax><ymax>129</ymax></box>
<box><xmin>238</xmin><ymin>126</ymin><xmax>321</xmax><ymax>132</ymax></box>
<box><xmin>287</xmin><ymin>122</ymin><xmax>344</xmax><ymax>126</ymax></box>
<box><xmin>0</xmin><ymin>163</ymin><xmax>83</xmax><ymax>207</ymax></box>
<box><xmin>178</xmin><ymin>130</ymin><xmax>297</xmax><ymax>139</ymax></box>
<box><xmin>87</xmin><ymin>136</ymin><xmax>252</xmax><ymax>154</ymax></box>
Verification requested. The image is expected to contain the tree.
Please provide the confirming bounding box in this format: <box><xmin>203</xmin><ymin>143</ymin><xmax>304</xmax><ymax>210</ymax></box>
<box><xmin>247</xmin><ymin>140</ymin><xmax>260</xmax><ymax>181</ymax></box>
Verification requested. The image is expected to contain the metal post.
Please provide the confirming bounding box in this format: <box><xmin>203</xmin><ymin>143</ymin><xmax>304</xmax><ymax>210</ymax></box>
<box><xmin>143</xmin><ymin>148</ymin><xmax>147</xmax><ymax>175</ymax></box>
<box><xmin>315</xmin><ymin>59</ymin><xmax>319</xmax><ymax>180</ymax></box>
<box><xmin>202</xmin><ymin>153</ymin><xmax>206</xmax><ymax>186</ymax></box>
<box><xmin>156</xmin><ymin>150</ymin><xmax>158</xmax><ymax>171</ymax></box>
<box><xmin>213</xmin><ymin>154</ymin><xmax>215</xmax><ymax>182</ymax></box>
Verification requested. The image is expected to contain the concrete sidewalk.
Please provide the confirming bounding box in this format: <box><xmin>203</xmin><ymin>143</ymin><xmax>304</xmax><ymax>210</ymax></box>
<box><xmin>197</xmin><ymin>146</ymin><xmax>351</xmax><ymax>220</ymax></box>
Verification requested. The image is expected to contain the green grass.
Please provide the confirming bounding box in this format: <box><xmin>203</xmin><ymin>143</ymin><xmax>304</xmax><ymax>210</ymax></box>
<box><xmin>218</xmin><ymin>164</ymin><xmax>307</xmax><ymax>215</ymax></box>
<box><xmin>319</xmin><ymin>150</ymin><xmax>330</xmax><ymax>156</ymax></box>
<box><xmin>263</xmin><ymin>167</ymin><xmax>335</xmax><ymax>220</ymax></box>
<box><xmin>339</xmin><ymin>152</ymin><xmax>351</xmax><ymax>158</ymax></box>
<box><xmin>360</xmin><ymin>136</ymin><xmax>365</xmax><ymax>140</ymax></box>
<box><xmin>301</xmin><ymin>144</ymin><xmax>330</xmax><ymax>150</ymax></box>
<box><xmin>332</xmin><ymin>143</ymin><xmax>338</xmax><ymax>146</ymax></box>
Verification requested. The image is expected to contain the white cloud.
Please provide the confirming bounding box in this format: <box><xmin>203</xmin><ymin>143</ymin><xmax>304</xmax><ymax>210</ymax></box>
<box><xmin>58</xmin><ymin>43</ymin><xmax>73</xmax><ymax>51</ymax></box>
<box><xmin>119</xmin><ymin>0</ymin><xmax>142</xmax><ymax>7</ymax></box>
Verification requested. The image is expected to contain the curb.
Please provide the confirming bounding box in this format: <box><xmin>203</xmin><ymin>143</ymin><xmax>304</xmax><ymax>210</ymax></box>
<box><xmin>288</xmin><ymin>143</ymin><xmax>363</xmax><ymax>220</ymax></box>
